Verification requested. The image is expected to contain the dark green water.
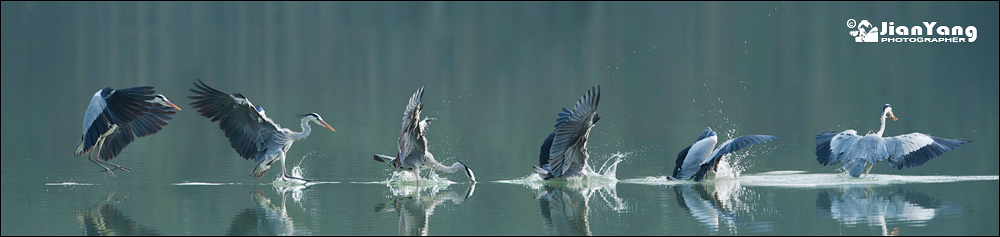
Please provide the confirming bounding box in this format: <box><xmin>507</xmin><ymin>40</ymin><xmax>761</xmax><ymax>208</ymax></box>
<box><xmin>2</xmin><ymin>1</ymin><xmax>997</xmax><ymax>235</ymax></box>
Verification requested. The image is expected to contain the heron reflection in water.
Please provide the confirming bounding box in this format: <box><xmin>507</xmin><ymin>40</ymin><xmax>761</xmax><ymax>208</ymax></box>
<box><xmin>669</xmin><ymin>183</ymin><xmax>774</xmax><ymax>234</ymax></box>
<box><xmin>535</xmin><ymin>182</ymin><xmax>625</xmax><ymax>236</ymax></box>
<box><xmin>816</xmin><ymin>187</ymin><xmax>960</xmax><ymax>236</ymax></box>
<box><xmin>375</xmin><ymin>182</ymin><xmax>476</xmax><ymax>236</ymax></box>
<box><xmin>816</xmin><ymin>104</ymin><xmax>969</xmax><ymax>178</ymax></box>
<box><xmin>227</xmin><ymin>187</ymin><xmax>312</xmax><ymax>236</ymax></box>
<box><xmin>75</xmin><ymin>189</ymin><xmax>161</xmax><ymax>236</ymax></box>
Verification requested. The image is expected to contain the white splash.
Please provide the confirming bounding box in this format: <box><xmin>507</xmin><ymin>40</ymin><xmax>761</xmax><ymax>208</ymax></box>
<box><xmin>45</xmin><ymin>182</ymin><xmax>95</xmax><ymax>186</ymax></box>
<box><xmin>171</xmin><ymin>182</ymin><xmax>235</xmax><ymax>186</ymax></box>
<box><xmin>738</xmin><ymin>172</ymin><xmax>999</xmax><ymax>188</ymax></box>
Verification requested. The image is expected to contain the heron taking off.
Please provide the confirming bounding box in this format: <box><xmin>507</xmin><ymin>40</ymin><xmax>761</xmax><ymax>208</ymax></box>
<box><xmin>189</xmin><ymin>79</ymin><xmax>335</xmax><ymax>183</ymax></box>
<box><xmin>815</xmin><ymin>104</ymin><xmax>969</xmax><ymax>178</ymax></box>
<box><xmin>74</xmin><ymin>86</ymin><xmax>181</xmax><ymax>179</ymax></box>
<box><xmin>532</xmin><ymin>85</ymin><xmax>601</xmax><ymax>180</ymax></box>
<box><xmin>373</xmin><ymin>86</ymin><xmax>476</xmax><ymax>183</ymax></box>
<box><xmin>667</xmin><ymin>127</ymin><xmax>778</xmax><ymax>182</ymax></box>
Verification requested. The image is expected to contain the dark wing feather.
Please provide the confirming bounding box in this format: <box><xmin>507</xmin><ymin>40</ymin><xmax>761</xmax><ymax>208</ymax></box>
<box><xmin>77</xmin><ymin>87</ymin><xmax>155</xmax><ymax>156</ymax></box>
<box><xmin>102</xmin><ymin>87</ymin><xmax>156</xmax><ymax>125</ymax></box>
<box><xmin>538</xmin><ymin>131</ymin><xmax>556</xmax><ymax>168</ymax></box>
<box><xmin>96</xmin><ymin>103</ymin><xmax>178</xmax><ymax>161</ymax></box>
<box><xmin>547</xmin><ymin>85</ymin><xmax>600</xmax><ymax>178</ymax></box>
<box><xmin>884</xmin><ymin>133</ymin><xmax>968</xmax><ymax>170</ymax></box>
<box><xmin>671</xmin><ymin>145</ymin><xmax>694</xmax><ymax>178</ymax></box>
<box><xmin>815</xmin><ymin>130</ymin><xmax>840</xmax><ymax>166</ymax></box>
<box><xmin>692</xmin><ymin>135</ymin><xmax>778</xmax><ymax>181</ymax></box>
<box><xmin>189</xmin><ymin>79</ymin><xmax>281</xmax><ymax>163</ymax></box>
<box><xmin>397</xmin><ymin>87</ymin><xmax>427</xmax><ymax>168</ymax></box>
<box><xmin>815</xmin><ymin>130</ymin><xmax>862</xmax><ymax>166</ymax></box>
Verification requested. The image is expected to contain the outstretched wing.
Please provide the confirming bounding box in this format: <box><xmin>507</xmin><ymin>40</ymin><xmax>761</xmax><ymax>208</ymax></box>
<box><xmin>76</xmin><ymin>87</ymin><xmax>156</xmax><ymax>156</ymax></box>
<box><xmin>397</xmin><ymin>86</ymin><xmax>428</xmax><ymax>168</ymax></box>
<box><xmin>692</xmin><ymin>135</ymin><xmax>779</xmax><ymax>181</ymax></box>
<box><xmin>815</xmin><ymin>130</ymin><xmax>862</xmax><ymax>166</ymax></box>
<box><xmin>671</xmin><ymin>128</ymin><xmax>717</xmax><ymax>180</ymax></box>
<box><xmin>883</xmin><ymin>133</ymin><xmax>968</xmax><ymax>170</ymax></box>
<box><xmin>189</xmin><ymin>79</ymin><xmax>282</xmax><ymax>163</ymax></box>
<box><xmin>95</xmin><ymin>103</ymin><xmax>179</xmax><ymax>161</ymax></box>
<box><xmin>547</xmin><ymin>85</ymin><xmax>600</xmax><ymax>178</ymax></box>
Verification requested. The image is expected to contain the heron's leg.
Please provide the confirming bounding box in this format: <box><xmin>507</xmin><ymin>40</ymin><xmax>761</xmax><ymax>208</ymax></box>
<box><xmin>414</xmin><ymin>165</ymin><xmax>422</xmax><ymax>185</ymax></box>
<box><xmin>88</xmin><ymin>147</ymin><xmax>116</xmax><ymax>180</ymax></box>
<box><xmin>89</xmin><ymin>137</ymin><xmax>122</xmax><ymax>179</ymax></box>
<box><xmin>91</xmin><ymin>138</ymin><xmax>131</xmax><ymax>173</ymax></box>
<box><xmin>862</xmin><ymin>163</ymin><xmax>874</xmax><ymax>178</ymax></box>
<box><xmin>280</xmin><ymin>152</ymin><xmax>314</xmax><ymax>182</ymax></box>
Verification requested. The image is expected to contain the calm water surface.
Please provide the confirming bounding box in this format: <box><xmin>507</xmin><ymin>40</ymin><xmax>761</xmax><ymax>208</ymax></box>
<box><xmin>2</xmin><ymin>1</ymin><xmax>998</xmax><ymax>236</ymax></box>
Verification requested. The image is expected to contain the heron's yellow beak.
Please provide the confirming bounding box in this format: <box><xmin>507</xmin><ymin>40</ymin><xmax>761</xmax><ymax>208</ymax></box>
<box><xmin>166</xmin><ymin>101</ymin><xmax>182</xmax><ymax>111</ymax></box>
<box><xmin>887</xmin><ymin>111</ymin><xmax>897</xmax><ymax>121</ymax></box>
<box><xmin>320</xmin><ymin>120</ymin><xmax>336</xmax><ymax>132</ymax></box>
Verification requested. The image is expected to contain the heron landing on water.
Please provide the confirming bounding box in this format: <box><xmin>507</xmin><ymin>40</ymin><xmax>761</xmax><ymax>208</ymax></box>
<box><xmin>815</xmin><ymin>104</ymin><xmax>970</xmax><ymax>178</ymax></box>
<box><xmin>532</xmin><ymin>85</ymin><xmax>601</xmax><ymax>180</ymax></box>
<box><xmin>189</xmin><ymin>79</ymin><xmax>336</xmax><ymax>183</ymax></box>
<box><xmin>667</xmin><ymin>127</ymin><xmax>778</xmax><ymax>182</ymax></box>
<box><xmin>373</xmin><ymin>86</ymin><xmax>476</xmax><ymax>183</ymax></box>
<box><xmin>74</xmin><ymin>86</ymin><xmax>181</xmax><ymax>179</ymax></box>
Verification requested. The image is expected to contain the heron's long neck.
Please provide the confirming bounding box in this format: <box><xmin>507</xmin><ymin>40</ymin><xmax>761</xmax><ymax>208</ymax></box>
<box><xmin>289</xmin><ymin>117</ymin><xmax>312</xmax><ymax>141</ymax></box>
<box><xmin>433</xmin><ymin>162</ymin><xmax>465</xmax><ymax>173</ymax></box>
<box><xmin>876</xmin><ymin>110</ymin><xmax>888</xmax><ymax>137</ymax></box>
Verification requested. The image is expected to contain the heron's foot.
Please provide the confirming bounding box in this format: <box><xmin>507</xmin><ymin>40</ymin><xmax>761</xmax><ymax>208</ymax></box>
<box><xmin>283</xmin><ymin>174</ymin><xmax>315</xmax><ymax>183</ymax></box>
<box><xmin>111</xmin><ymin>165</ymin><xmax>132</xmax><ymax>173</ymax></box>
<box><xmin>103</xmin><ymin>168</ymin><xmax>119</xmax><ymax>180</ymax></box>
<box><xmin>97</xmin><ymin>163</ymin><xmax>131</xmax><ymax>173</ymax></box>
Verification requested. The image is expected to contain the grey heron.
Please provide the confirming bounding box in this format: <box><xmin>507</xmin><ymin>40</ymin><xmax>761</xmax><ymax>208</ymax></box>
<box><xmin>533</xmin><ymin>85</ymin><xmax>601</xmax><ymax>180</ymax></box>
<box><xmin>815</xmin><ymin>104</ymin><xmax>969</xmax><ymax>178</ymax></box>
<box><xmin>74</xmin><ymin>86</ymin><xmax>181</xmax><ymax>179</ymax></box>
<box><xmin>667</xmin><ymin>127</ymin><xmax>778</xmax><ymax>181</ymax></box>
<box><xmin>189</xmin><ymin>79</ymin><xmax>335</xmax><ymax>183</ymax></box>
<box><xmin>374</xmin><ymin>86</ymin><xmax>476</xmax><ymax>183</ymax></box>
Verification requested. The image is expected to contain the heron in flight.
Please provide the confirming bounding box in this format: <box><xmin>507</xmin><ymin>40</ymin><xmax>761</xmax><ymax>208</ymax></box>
<box><xmin>816</xmin><ymin>104</ymin><xmax>969</xmax><ymax>178</ymax></box>
<box><xmin>373</xmin><ymin>86</ymin><xmax>476</xmax><ymax>183</ymax></box>
<box><xmin>74</xmin><ymin>86</ymin><xmax>181</xmax><ymax>179</ymax></box>
<box><xmin>667</xmin><ymin>127</ymin><xmax>778</xmax><ymax>181</ymax></box>
<box><xmin>189</xmin><ymin>79</ymin><xmax>335</xmax><ymax>183</ymax></box>
<box><xmin>532</xmin><ymin>85</ymin><xmax>601</xmax><ymax>180</ymax></box>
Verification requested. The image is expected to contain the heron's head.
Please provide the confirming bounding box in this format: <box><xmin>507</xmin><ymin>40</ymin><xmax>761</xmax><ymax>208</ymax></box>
<box><xmin>300</xmin><ymin>113</ymin><xmax>336</xmax><ymax>132</ymax></box>
<box><xmin>151</xmin><ymin>94</ymin><xmax>182</xmax><ymax>111</ymax></box>
<box><xmin>100</xmin><ymin>87</ymin><xmax>114</xmax><ymax>97</ymax></box>
<box><xmin>883</xmin><ymin>104</ymin><xmax>897</xmax><ymax>121</ymax></box>
<box><xmin>700</xmin><ymin>127</ymin><xmax>717</xmax><ymax>139</ymax></box>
